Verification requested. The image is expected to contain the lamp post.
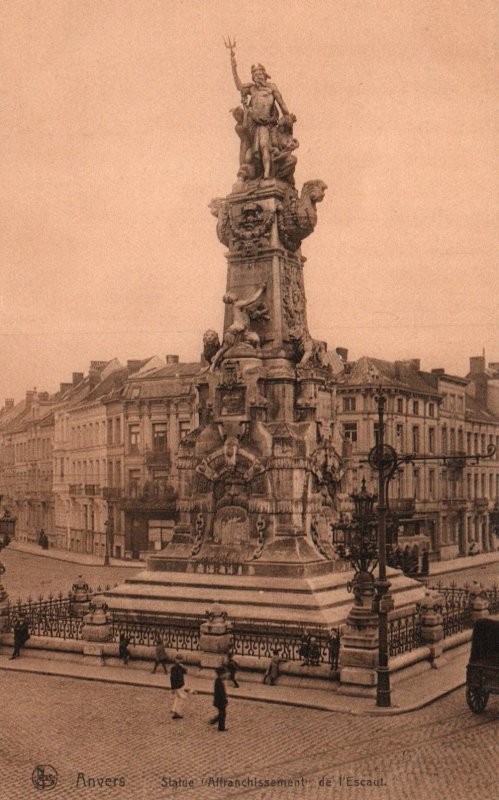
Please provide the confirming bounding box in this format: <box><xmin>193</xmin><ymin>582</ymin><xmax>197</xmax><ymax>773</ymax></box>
<box><xmin>103</xmin><ymin>519</ymin><xmax>113</xmax><ymax>566</ymax></box>
<box><xmin>364</xmin><ymin>389</ymin><xmax>497</xmax><ymax>707</ymax></box>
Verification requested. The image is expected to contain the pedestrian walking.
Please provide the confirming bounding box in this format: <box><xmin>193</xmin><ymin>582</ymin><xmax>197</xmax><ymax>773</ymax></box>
<box><xmin>9</xmin><ymin>615</ymin><xmax>30</xmax><ymax>660</ymax></box>
<box><xmin>223</xmin><ymin>650</ymin><xmax>240</xmax><ymax>688</ymax></box>
<box><xmin>151</xmin><ymin>636</ymin><xmax>169</xmax><ymax>675</ymax></box>
<box><xmin>118</xmin><ymin>634</ymin><xmax>131</xmax><ymax>665</ymax></box>
<box><xmin>170</xmin><ymin>654</ymin><xmax>187</xmax><ymax>719</ymax></box>
<box><xmin>209</xmin><ymin>666</ymin><xmax>228</xmax><ymax>731</ymax></box>
<box><xmin>327</xmin><ymin>628</ymin><xmax>340</xmax><ymax>672</ymax></box>
<box><xmin>263</xmin><ymin>649</ymin><xmax>286</xmax><ymax>685</ymax></box>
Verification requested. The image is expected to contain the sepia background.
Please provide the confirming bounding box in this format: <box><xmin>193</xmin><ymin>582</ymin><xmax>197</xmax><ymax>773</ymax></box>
<box><xmin>0</xmin><ymin>0</ymin><xmax>497</xmax><ymax>399</ymax></box>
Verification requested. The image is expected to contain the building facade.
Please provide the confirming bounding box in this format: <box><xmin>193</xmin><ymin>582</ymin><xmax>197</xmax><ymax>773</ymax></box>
<box><xmin>1</xmin><ymin>352</ymin><xmax>497</xmax><ymax>563</ymax></box>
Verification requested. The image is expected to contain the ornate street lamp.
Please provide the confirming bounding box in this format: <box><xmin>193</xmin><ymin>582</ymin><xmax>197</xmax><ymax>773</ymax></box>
<box><xmin>365</xmin><ymin>389</ymin><xmax>496</xmax><ymax>708</ymax></box>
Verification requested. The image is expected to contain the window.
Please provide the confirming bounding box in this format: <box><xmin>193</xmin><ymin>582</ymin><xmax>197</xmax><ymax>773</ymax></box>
<box><xmin>343</xmin><ymin>423</ymin><xmax>358</xmax><ymax>444</ymax></box>
<box><xmin>179</xmin><ymin>420</ymin><xmax>191</xmax><ymax>440</ymax></box>
<box><xmin>114</xmin><ymin>417</ymin><xmax>121</xmax><ymax>445</ymax></box>
<box><xmin>107</xmin><ymin>419</ymin><xmax>113</xmax><ymax>446</ymax></box>
<box><xmin>152</xmin><ymin>422</ymin><xmax>168</xmax><ymax>452</ymax></box>
<box><xmin>413</xmin><ymin>401</ymin><xmax>419</xmax><ymax>415</ymax></box>
<box><xmin>428</xmin><ymin>427</ymin><xmax>435</xmax><ymax>453</ymax></box>
<box><xmin>429</xmin><ymin>469</ymin><xmax>435</xmax><ymax>500</ymax></box>
<box><xmin>466</xmin><ymin>473</ymin><xmax>471</xmax><ymax>499</ymax></box>
<box><xmin>413</xmin><ymin>468</ymin><xmax>420</xmax><ymax>499</ymax></box>
<box><xmin>397</xmin><ymin>398</ymin><xmax>404</xmax><ymax>414</ymax></box>
<box><xmin>442</xmin><ymin>428</ymin><xmax>448</xmax><ymax>452</ymax></box>
<box><xmin>428</xmin><ymin>402</ymin><xmax>435</xmax><ymax>418</ymax></box>
<box><xmin>396</xmin><ymin>423</ymin><xmax>403</xmax><ymax>439</ymax></box>
<box><xmin>115</xmin><ymin>460</ymin><xmax>121</xmax><ymax>488</ymax></box>
<box><xmin>128</xmin><ymin>424</ymin><xmax>140</xmax><ymax>452</ymax></box>
<box><xmin>412</xmin><ymin>426</ymin><xmax>420</xmax><ymax>453</ymax></box>
<box><xmin>450</xmin><ymin>429</ymin><xmax>456</xmax><ymax>452</ymax></box>
<box><xmin>343</xmin><ymin>397</ymin><xmax>356</xmax><ymax>412</ymax></box>
<box><xmin>458</xmin><ymin>429</ymin><xmax>464</xmax><ymax>451</ymax></box>
<box><xmin>128</xmin><ymin>469</ymin><xmax>140</xmax><ymax>496</ymax></box>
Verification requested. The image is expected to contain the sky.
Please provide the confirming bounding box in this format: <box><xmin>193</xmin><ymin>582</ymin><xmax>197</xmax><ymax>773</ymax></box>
<box><xmin>0</xmin><ymin>0</ymin><xmax>497</xmax><ymax>401</ymax></box>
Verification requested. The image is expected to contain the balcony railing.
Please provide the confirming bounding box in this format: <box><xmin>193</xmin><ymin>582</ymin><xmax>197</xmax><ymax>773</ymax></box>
<box><xmin>68</xmin><ymin>484</ymin><xmax>83</xmax><ymax>496</ymax></box>
<box><xmin>120</xmin><ymin>481</ymin><xmax>177</xmax><ymax>511</ymax></box>
<box><xmin>389</xmin><ymin>498</ymin><xmax>416</xmax><ymax>516</ymax></box>
<box><xmin>473</xmin><ymin>497</ymin><xmax>489</xmax><ymax>511</ymax></box>
<box><xmin>84</xmin><ymin>484</ymin><xmax>101</xmax><ymax>497</ymax></box>
<box><xmin>102</xmin><ymin>487</ymin><xmax>122</xmax><ymax>502</ymax></box>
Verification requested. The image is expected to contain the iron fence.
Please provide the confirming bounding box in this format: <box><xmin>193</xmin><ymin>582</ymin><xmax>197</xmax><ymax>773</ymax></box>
<box><xmin>388</xmin><ymin>613</ymin><xmax>423</xmax><ymax>656</ymax></box>
<box><xmin>109</xmin><ymin>612</ymin><xmax>202</xmax><ymax>652</ymax></box>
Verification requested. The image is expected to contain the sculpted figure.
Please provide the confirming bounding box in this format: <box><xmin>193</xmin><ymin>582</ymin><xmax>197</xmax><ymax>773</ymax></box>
<box><xmin>210</xmin><ymin>283</ymin><xmax>267</xmax><ymax>371</ymax></box>
<box><xmin>289</xmin><ymin>324</ymin><xmax>329</xmax><ymax>370</ymax></box>
<box><xmin>277</xmin><ymin>180</ymin><xmax>328</xmax><ymax>251</ymax></box>
<box><xmin>271</xmin><ymin>114</ymin><xmax>299</xmax><ymax>185</ymax></box>
<box><xmin>225</xmin><ymin>40</ymin><xmax>293</xmax><ymax>181</ymax></box>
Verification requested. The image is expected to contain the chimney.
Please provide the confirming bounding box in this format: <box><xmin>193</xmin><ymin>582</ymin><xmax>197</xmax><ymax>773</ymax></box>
<box><xmin>90</xmin><ymin>360</ymin><xmax>107</xmax><ymax>373</ymax></box>
<box><xmin>88</xmin><ymin>361</ymin><xmax>106</xmax><ymax>389</ymax></box>
<box><xmin>431</xmin><ymin>368</ymin><xmax>445</xmax><ymax>376</ymax></box>
<box><xmin>59</xmin><ymin>382</ymin><xmax>72</xmax><ymax>394</ymax></box>
<box><xmin>72</xmin><ymin>372</ymin><xmax>84</xmax><ymax>386</ymax></box>
<box><xmin>165</xmin><ymin>354</ymin><xmax>179</xmax><ymax>365</ymax></box>
<box><xmin>4</xmin><ymin>399</ymin><xmax>14</xmax><ymax>410</ymax></box>
<box><xmin>127</xmin><ymin>360</ymin><xmax>142</xmax><ymax>373</ymax></box>
<box><xmin>25</xmin><ymin>390</ymin><xmax>35</xmax><ymax>408</ymax></box>
<box><xmin>38</xmin><ymin>391</ymin><xmax>49</xmax><ymax>401</ymax></box>
<box><xmin>469</xmin><ymin>356</ymin><xmax>485</xmax><ymax>375</ymax></box>
<box><xmin>335</xmin><ymin>347</ymin><xmax>348</xmax><ymax>361</ymax></box>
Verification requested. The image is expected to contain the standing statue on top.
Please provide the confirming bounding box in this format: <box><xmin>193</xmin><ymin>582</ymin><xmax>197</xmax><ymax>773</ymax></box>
<box><xmin>225</xmin><ymin>38</ymin><xmax>298</xmax><ymax>184</ymax></box>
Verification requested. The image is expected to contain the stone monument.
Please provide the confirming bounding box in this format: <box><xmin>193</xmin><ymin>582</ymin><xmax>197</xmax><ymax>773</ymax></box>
<box><xmin>105</xmin><ymin>45</ymin><xmax>422</xmax><ymax>629</ymax></box>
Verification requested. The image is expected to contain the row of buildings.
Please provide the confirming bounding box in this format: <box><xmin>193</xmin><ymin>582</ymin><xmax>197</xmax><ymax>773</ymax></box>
<box><xmin>0</xmin><ymin>352</ymin><xmax>498</xmax><ymax>563</ymax></box>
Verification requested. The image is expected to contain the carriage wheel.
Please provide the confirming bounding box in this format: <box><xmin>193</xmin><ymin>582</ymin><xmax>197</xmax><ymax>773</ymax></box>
<box><xmin>466</xmin><ymin>685</ymin><xmax>489</xmax><ymax>713</ymax></box>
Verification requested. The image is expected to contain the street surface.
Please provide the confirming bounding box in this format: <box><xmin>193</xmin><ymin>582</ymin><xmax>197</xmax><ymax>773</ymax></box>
<box><xmin>0</xmin><ymin>670</ymin><xmax>497</xmax><ymax>800</ymax></box>
<box><xmin>0</xmin><ymin>548</ymin><xmax>139</xmax><ymax>601</ymax></box>
<box><xmin>435</xmin><ymin>561</ymin><xmax>498</xmax><ymax>588</ymax></box>
<box><xmin>0</xmin><ymin>548</ymin><xmax>497</xmax><ymax>604</ymax></box>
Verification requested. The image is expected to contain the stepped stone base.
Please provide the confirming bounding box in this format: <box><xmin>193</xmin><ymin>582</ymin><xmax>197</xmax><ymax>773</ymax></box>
<box><xmin>103</xmin><ymin>566</ymin><xmax>426</xmax><ymax>628</ymax></box>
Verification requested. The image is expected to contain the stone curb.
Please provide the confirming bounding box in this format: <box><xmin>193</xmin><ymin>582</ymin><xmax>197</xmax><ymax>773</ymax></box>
<box><xmin>0</xmin><ymin>655</ymin><xmax>466</xmax><ymax>717</ymax></box>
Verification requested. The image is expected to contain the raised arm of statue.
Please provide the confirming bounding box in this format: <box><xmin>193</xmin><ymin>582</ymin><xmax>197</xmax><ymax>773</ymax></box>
<box><xmin>224</xmin><ymin>37</ymin><xmax>243</xmax><ymax>93</ymax></box>
<box><xmin>230</xmin><ymin>53</ymin><xmax>243</xmax><ymax>93</ymax></box>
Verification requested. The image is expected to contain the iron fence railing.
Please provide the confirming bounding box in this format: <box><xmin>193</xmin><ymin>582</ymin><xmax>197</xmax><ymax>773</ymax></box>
<box><xmin>4</xmin><ymin>580</ymin><xmax>497</xmax><ymax>661</ymax></box>
<box><xmin>388</xmin><ymin>613</ymin><xmax>423</xmax><ymax>656</ymax></box>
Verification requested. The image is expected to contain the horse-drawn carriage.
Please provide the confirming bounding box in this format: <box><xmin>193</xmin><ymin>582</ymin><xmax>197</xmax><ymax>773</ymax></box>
<box><xmin>466</xmin><ymin>615</ymin><xmax>499</xmax><ymax>713</ymax></box>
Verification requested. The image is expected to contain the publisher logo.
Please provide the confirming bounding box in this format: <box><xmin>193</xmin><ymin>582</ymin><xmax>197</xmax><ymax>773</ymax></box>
<box><xmin>32</xmin><ymin>765</ymin><xmax>58</xmax><ymax>791</ymax></box>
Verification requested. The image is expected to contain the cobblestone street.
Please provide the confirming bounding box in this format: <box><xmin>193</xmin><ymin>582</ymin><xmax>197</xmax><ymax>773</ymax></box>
<box><xmin>0</xmin><ymin>548</ymin><xmax>139</xmax><ymax>601</ymax></box>
<box><xmin>0</xmin><ymin>670</ymin><xmax>497</xmax><ymax>800</ymax></box>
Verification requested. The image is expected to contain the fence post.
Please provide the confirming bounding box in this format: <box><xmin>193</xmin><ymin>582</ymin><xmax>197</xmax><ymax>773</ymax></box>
<box><xmin>199</xmin><ymin>602</ymin><xmax>233</xmax><ymax>669</ymax></box>
<box><xmin>69</xmin><ymin>576</ymin><xmax>92</xmax><ymax>618</ymax></box>
<box><xmin>419</xmin><ymin>591</ymin><xmax>444</xmax><ymax>668</ymax></box>
<box><xmin>469</xmin><ymin>582</ymin><xmax>489</xmax><ymax>624</ymax></box>
<box><xmin>82</xmin><ymin>598</ymin><xmax>112</xmax><ymax>665</ymax></box>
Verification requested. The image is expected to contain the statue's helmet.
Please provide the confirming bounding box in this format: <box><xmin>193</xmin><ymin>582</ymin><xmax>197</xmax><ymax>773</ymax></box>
<box><xmin>251</xmin><ymin>63</ymin><xmax>271</xmax><ymax>80</ymax></box>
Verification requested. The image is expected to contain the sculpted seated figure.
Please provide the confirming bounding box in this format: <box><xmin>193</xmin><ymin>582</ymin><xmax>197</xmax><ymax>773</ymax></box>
<box><xmin>209</xmin><ymin>283</ymin><xmax>267</xmax><ymax>372</ymax></box>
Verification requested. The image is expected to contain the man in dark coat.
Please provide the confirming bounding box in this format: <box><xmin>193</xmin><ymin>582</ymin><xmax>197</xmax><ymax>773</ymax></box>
<box><xmin>209</xmin><ymin>667</ymin><xmax>228</xmax><ymax>731</ymax></box>
<box><xmin>10</xmin><ymin>615</ymin><xmax>30</xmax><ymax>659</ymax></box>
<box><xmin>151</xmin><ymin>636</ymin><xmax>169</xmax><ymax>675</ymax></box>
